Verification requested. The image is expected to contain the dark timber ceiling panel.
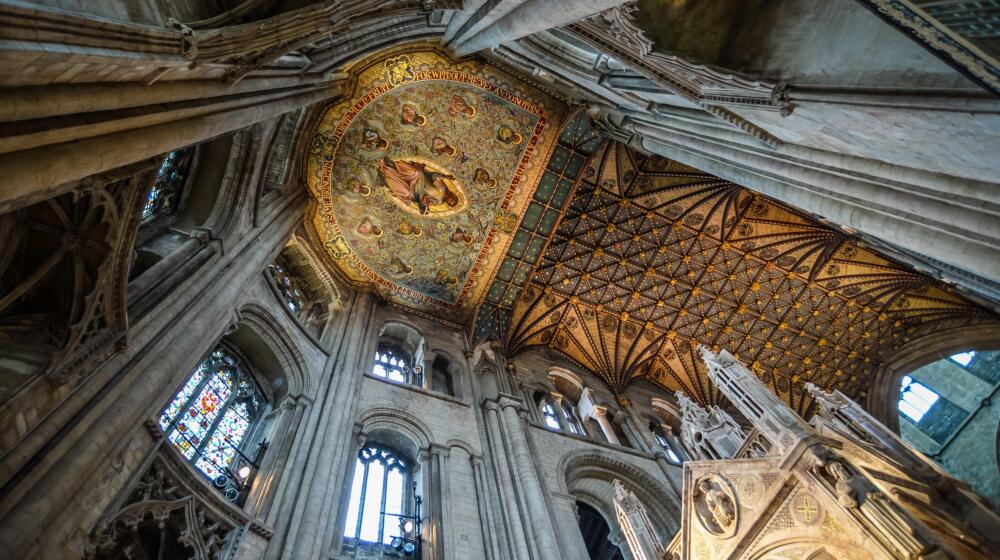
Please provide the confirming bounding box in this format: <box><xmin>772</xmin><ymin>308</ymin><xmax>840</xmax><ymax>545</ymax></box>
<box><xmin>503</xmin><ymin>141</ymin><xmax>1000</xmax><ymax>414</ymax></box>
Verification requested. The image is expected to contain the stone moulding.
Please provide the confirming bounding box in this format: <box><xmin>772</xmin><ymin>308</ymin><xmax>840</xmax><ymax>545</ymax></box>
<box><xmin>86</xmin><ymin>422</ymin><xmax>274</xmax><ymax>560</ymax></box>
<box><xmin>568</xmin><ymin>4</ymin><xmax>790</xmax><ymax>148</ymax></box>
<box><xmin>853</xmin><ymin>0</ymin><xmax>1000</xmax><ymax>94</ymax></box>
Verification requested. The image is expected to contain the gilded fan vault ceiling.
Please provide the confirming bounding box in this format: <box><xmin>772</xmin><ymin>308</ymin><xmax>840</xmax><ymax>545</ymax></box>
<box><xmin>498</xmin><ymin>141</ymin><xmax>1000</xmax><ymax>413</ymax></box>
<box><xmin>306</xmin><ymin>48</ymin><xmax>567</xmax><ymax>324</ymax></box>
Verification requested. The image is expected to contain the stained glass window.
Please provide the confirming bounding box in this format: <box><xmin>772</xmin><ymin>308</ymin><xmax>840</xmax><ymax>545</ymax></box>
<box><xmin>372</xmin><ymin>346</ymin><xmax>416</xmax><ymax>385</ymax></box>
<box><xmin>159</xmin><ymin>347</ymin><xmax>264</xmax><ymax>500</ymax></box>
<box><xmin>142</xmin><ymin>149</ymin><xmax>192</xmax><ymax>222</ymax></box>
<box><xmin>344</xmin><ymin>444</ymin><xmax>410</xmax><ymax>545</ymax></box>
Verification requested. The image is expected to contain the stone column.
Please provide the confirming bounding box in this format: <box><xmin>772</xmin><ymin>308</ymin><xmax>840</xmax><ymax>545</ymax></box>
<box><xmin>592</xmin><ymin>405</ymin><xmax>621</xmax><ymax>445</ymax></box>
<box><xmin>550</xmin><ymin>392</ymin><xmax>572</xmax><ymax>432</ymax></box>
<box><xmin>421</xmin><ymin>443</ymin><xmax>451</xmax><ymax>560</ymax></box>
<box><xmin>470</xmin><ymin>455</ymin><xmax>501</xmax><ymax>560</ymax></box>
<box><xmin>250</xmin><ymin>393</ymin><xmax>312</xmax><ymax>522</ymax></box>
<box><xmin>450</xmin><ymin>0</ymin><xmax>631</xmax><ymax>56</ymax></box>
<box><xmin>497</xmin><ymin>394</ymin><xmax>562</xmax><ymax>558</ymax></box>
<box><xmin>550</xmin><ymin>493</ymin><xmax>592</xmax><ymax>560</ymax></box>
<box><xmin>273</xmin><ymin>289</ymin><xmax>377</xmax><ymax>560</ymax></box>
<box><xmin>482</xmin><ymin>399</ymin><xmax>531</xmax><ymax>559</ymax></box>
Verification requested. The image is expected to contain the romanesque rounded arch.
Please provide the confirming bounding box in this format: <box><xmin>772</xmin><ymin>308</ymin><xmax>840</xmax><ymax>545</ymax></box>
<box><xmin>867</xmin><ymin>323</ymin><xmax>1000</xmax><ymax>432</ymax></box>
<box><xmin>233</xmin><ymin>303</ymin><xmax>312</xmax><ymax>397</ymax></box>
<box><xmin>357</xmin><ymin>406</ymin><xmax>435</xmax><ymax>461</ymax></box>
<box><xmin>560</xmin><ymin>450</ymin><xmax>680</xmax><ymax>535</ymax></box>
<box><xmin>547</xmin><ymin>366</ymin><xmax>585</xmax><ymax>394</ymax></box>
<box><xmin>445</xmin><ymin>438</ymin><xmax>478</xmax><ymax>457</ymax></box>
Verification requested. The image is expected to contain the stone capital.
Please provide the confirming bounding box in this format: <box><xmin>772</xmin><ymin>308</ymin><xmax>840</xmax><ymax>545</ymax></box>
<box><xmin>427</xmin><ymin>443</ymin><xmax>451</xmax><ymax>458</ymax></box>
<box><xmin>497</xmin><ymin>393</ymin><xmax>525</xmax><ymax>411</ymax></box>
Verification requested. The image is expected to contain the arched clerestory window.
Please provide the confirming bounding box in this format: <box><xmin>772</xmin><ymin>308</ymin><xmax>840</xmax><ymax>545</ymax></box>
<box><xmin>650</xmin><ymin>422</ymin><xmax>684</xmax><ymax>464</ymax></box>
<box><xmin>895</xmin><ymin>349</ymin><xmax>1000</xmax><ymax>506</ymax></box>
<box><xmin>159</xmin><ymin>346</ymin><xmax>266</xmax><ymax>502</ymax></box>
<box><xmin>372</xmin><ymin>346</ymin><xmax>417</xmax><ymax>385</ymax></box>
<box><xmin>141</xmin><ymin>149</ymin><xmax>194</xmax><ymax>223</ymax></box>
<box><xmin>344</xmin><ymin>443</ymin><xmax>413</xmax><ymax>547</ymax></box>
<box><xmin>268</xmin><ymin>256</ymin><xmax>326</xmax><ymax>334</ymax></box>
<box><xmin>539</xmin><ymin>393</ymin><xmax>584</xmax><ymax>435</ymax></box>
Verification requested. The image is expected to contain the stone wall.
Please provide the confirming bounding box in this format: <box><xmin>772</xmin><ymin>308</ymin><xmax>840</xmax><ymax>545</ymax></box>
<box><xmin>901</xmin><ymin>353</ymin><xmax>1000</xmax><ymax>508</ymax></box>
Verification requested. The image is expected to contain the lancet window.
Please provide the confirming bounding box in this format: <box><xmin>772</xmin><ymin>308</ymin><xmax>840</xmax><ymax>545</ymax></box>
<box><xmin>158</xmin><ymin>347</ymin><xmax>265</xmax><ymax>501</ymax></box>
<box><xmin>344</xmin><ymin>444</ymin><xmax>412</xmax><ymax>546</ymax></box>
<box><xmin>142</xmin><ymin>149</ymin><xmax>193</xmax><ymax>222</ymax></box>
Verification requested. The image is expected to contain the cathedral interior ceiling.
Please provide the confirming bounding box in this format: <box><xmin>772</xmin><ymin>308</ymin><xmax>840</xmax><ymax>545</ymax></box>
<box><xmin>498</xmin><ymin>141</ymin><xmax>1000</xmax><ymax>413</ymax></box>
<box><xmin>306</xmin><ymin>48</ymin><xmax>568</xmax><ymax>324</ymax></box>
<box><xmin>304</xmin><ymin>46</ymin><xmax>1000</xmax><ymax>412</ymax></box>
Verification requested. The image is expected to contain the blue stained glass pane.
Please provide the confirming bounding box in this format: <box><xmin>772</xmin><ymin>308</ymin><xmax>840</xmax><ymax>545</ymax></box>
<box><xmin>196</xmin><ymin>405</ymin><xmax>250</xmax><ymax>478</ymax></box>
<box><xmin>160</xmin><ymin>348</ymin><xmax>264</xmax><ymax>488</ymax></box>
<box><xmin>160</xmin><ymin>365</ymin><xmax>206</xmax><ymax>430</ymax></box>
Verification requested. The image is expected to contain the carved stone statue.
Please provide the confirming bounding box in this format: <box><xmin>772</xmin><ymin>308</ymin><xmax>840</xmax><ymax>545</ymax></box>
<box><xmin>694</xmin><ymin>476</ymin><xmax>737</xmax><ymax>537</ymax></box>
<box><xmin>826</xmin><ymin>461</ymin><xmax>860</xmax><ymax>509</ymax></box>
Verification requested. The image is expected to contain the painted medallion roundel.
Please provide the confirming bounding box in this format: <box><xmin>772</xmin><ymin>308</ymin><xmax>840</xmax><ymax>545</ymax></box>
<box><xmin>307</xmin><ymin>51</ymin><xmax>559</xmax><ymax>316</ymax></box>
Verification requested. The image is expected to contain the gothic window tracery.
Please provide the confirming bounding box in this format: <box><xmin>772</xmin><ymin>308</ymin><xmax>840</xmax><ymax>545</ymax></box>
<box><xmin>268</xmin><ymin>256</ymin><xmax>325</xmax><ymax>334</ymax></box>
<box><xmin>158</xmin><ymin>346</ymin><xmax>265</xmax><ymax>501</ymax></box>
<box><xmin>142</xmin><ymin>149</ymin><xmax>193</xmax><ymax>223</ymax></box>
<box><xmin>373</xmin><ymin>346</ymin><xmax>417</xmax><ymax>385</ymax></box>
<box><xmin>344</xmin><ymin>443</ymin><xmax>411</xmax><ymax>546</ymax></box>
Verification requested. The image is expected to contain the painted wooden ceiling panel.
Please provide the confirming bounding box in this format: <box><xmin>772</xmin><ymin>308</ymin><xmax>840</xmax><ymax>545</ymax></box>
<box><xmin>504</xmin><ymin>140</ymin><xmax>999</xmax><ymax>414</ymax></box>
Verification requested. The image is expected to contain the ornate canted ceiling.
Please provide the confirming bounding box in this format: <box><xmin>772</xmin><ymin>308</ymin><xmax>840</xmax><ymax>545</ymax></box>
<box><xmin>500</xmin><ymin>141</ymin><xmax>999</xmax><ymax>413</ymax></box>
<box><xmin>305</xmin><ymin>48</ymin><xmax>567</xmax><ymax>324</ymax></box>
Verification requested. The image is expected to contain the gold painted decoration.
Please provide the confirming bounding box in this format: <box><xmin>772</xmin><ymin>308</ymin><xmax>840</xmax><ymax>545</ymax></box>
<box><xmin>506</xmin><ymin>140</ymin><xmax>1000</xmax><ymax>412</ymax></box>
<box><xmin>306</xmin><ymin>48</ymin><xmax>566</xmax><ymax>323</ymax></box>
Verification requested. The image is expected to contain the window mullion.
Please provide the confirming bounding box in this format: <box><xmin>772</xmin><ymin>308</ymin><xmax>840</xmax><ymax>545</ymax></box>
<box><xmin>164</xmin><ymin>365</ymin><xmax>214</xmax><ymax>433</ymax></box>
<box><xmin>378</xmin><ymin>460</ymin><xmax>390</xmax><ymax>544</ymax></box>
<box><xmin>355</xmin><ymin>459</ymin><xmax>370</xmax><ymax>540</ymax></box>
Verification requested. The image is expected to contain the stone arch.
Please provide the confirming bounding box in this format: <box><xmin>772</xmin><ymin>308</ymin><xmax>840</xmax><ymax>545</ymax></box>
<box><xmin>561</xmin><ymin>450</ymin><xmax>680</xmax><ymax>536</ymax></box>
<box><xmin>867</xmin><ymin>323</ymin><xmax>1000</xmax><ymax>432</ymax></box>
<box><xmin>357</xmin><ymin>407</ymin><xmax>435</xmax><ymax>461</ymax></box>
<box><xmin>426</xmin><ymin>348</ymin><xmax>461</xmax><ymax>397</ymax></box>
<box><xmin>548</xmin><ymin>366</ymin><xmax>585</xmax><ymax>400</ymax></box>
<box><xmin>233</xmin><ymin>303</ymin><xmax>312</xmax><ymax>398</ymax></box>
<box><xmin>266</xmin><ymin>233</ymin><xmax>343</xmax><ymax>339</ymax></box>
<box><xmin>445</xmin><ymin>438</ymin><xmax>477</xmax><ymax>456</ymax></box>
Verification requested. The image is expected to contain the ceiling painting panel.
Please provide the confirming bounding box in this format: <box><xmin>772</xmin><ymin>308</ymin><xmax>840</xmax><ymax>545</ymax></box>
<box><xmin>504</xmin><ymin>140</ymin><xmax>1000</xmax><ymax>414</ymax></box>
<box><xmin>306</xmin><ymin>49</ymin><xmax>567</xmax><ymax>323</ymax></box>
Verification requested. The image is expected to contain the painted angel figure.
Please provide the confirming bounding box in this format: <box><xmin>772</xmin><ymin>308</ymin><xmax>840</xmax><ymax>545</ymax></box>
<box><xmin>377</xmin><ymin>156</ymin><xmax>459</xmax><ymax>215</ymax></box>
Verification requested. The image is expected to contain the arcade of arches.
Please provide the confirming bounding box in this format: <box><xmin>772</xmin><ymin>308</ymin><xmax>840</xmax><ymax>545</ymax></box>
<box><xmin>0</xmin><ymin>1</ymin><xmax>999</xmax><ymax>559</ymax></box>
